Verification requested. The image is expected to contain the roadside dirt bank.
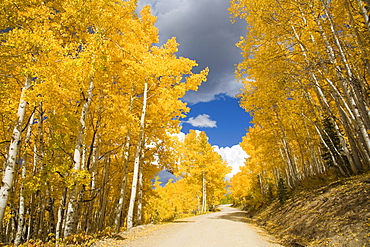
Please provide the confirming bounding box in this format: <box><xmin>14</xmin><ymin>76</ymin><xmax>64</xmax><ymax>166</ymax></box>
<box><xmin>247</xmin><ymin>174</ymin><xmax>370</xmax><ymax>247</ymax></box>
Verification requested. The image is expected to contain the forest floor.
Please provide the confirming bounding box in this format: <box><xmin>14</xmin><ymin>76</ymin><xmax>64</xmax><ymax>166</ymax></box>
<box><xmin>247</xmin><ymin>173</ymin><xmax>370</xmax><ymax>247</ymax></box>
<box><xmin>93</xmin><ymin>205</ymin><xmax>283</xmax><ymax>247</ymax></box>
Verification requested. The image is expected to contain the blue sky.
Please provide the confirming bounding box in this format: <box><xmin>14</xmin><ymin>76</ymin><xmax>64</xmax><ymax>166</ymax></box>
<box><xmin>181</xmin><ymin>96</ymin><xmax>252</xmax><ymax>147</ymax></box>
<box><xmin>137</xmin><ymin>0</ymin><xmax>252</xmax><ymax>178</ymax></box>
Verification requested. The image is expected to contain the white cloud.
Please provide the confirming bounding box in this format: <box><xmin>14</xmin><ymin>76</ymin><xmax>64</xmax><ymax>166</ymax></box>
<box><xmin>171</xmin><ymin>132</ymin><xmax>247</xmax><ymax>180</ymax></box>
<box><xmin>182</xmin><ymin>77</ymin><xmax>244</xmax><ymax>104</ymax></box>
<box><xmin>213</xmin><ymin>144</ymin><xmax>249</xmax><ymax>180</ymax></box>
<box><xmin>184</xmin><ymin>114</ymin><xmax>217</xmax><ymax>128</ymax></box>
<box><xmin>171</xmin><ymin>132</ymin><xmax>186</xmax><ymax>142</ymax></box>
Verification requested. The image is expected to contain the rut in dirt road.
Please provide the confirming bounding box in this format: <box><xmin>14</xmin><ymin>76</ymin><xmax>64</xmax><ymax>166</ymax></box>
<box><xmin>98</xmin><ymin>205</ymin><xmax>284</xmax><ymax>247</ymax></box>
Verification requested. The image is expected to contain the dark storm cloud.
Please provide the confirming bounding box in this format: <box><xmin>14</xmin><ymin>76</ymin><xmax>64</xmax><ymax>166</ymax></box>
<box><xmin>138</xmin><ymin>0</ymin><xmax>247</xmax><ymax>104</ymax></box>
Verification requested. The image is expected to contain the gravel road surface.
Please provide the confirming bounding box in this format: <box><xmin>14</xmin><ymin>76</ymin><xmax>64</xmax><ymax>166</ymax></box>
<box><xmin>96</xmin><ymin>204</ymin><xmax>284</xmax><ymax>247</ymax></box>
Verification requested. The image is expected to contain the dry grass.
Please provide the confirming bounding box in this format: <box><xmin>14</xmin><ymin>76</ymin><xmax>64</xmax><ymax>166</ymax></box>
<box><xmin>248</xmin><ymin>173</ymin><xmax>370</xmax><ymax>247</ymax></box>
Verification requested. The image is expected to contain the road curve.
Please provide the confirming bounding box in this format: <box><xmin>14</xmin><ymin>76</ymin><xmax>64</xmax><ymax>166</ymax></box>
<box><xmin>97</xmin><ymin>205</ymin><xmax>284</xmax><ymax>247</ymax></box>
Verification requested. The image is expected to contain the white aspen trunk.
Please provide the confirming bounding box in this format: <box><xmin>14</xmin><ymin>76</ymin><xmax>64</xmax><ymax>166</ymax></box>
<box><xmin>273</xmin><ymin>168</ymin><xmax>280</xmax><ymax>187</ymax></box>
<box><xmin>302</xmin><ymin>106</ymin><xmax>352</xmax><ymax>176</ymax></box>
<box><xmin>196</xmin><ymin>194</ymin><xmax>200</xmax><ymax>214</ymax></box>
<box><xmin>323</xmin><ymin>5</ymin><xmax>370</xmax><ymax>156</ymax></box>
<box><xmin>277</xmin><ymin>118</ymin><xmax>298</xmax><ymax>185</ymax></box>
<box><xmin>276</xmin><ymin>142</ymin><xmax>292</xmax><ymax>188</ymax></box>
<box><xmin>271</xmin><ymin>109</ymin><xmax>298</xmax><ymax>181</ymax></box>
<box><xmin>56</xmin><ymin>187</ymin><xmax>67</xmax><ymax>241</ymax></box>
<box><xmin>26</xmin><ymin>138</ymin><xmax>40</xmax><ymax>241</ymax></box>
<box><xmin>321</xmin><ymin>75</ymin><xmax>365</xmax><ymax>173</ymax></box>
<box><xmin>258</xmin><ymin>173</ymin><xmax>264</xmax><ymax>195</ymax></box>
<box><xmin>85</xmin><ymin>133</ymin><xmax>100</xmax><ymax>234</ymax></box>
<box><xmin>300</xmin><ymin>0</ymin><xmax>367</xmax><ymax>172</ymax></box>
<box><xmin>64</xmin><ymin>78</ymin><xmax>94</xmax><ymax>237</ymax></box>
<box><xmin>26</xmin><ymin>193</ymin><xmax>35</xmax><ymax>240</ymax></box>
<box><xmin>335</xmin><ymin>103</ymin><xmax>363</xmax><ymax>174</ymax></box>
<box><xmin>114</xmin><ymin>136</ymin><xmax>130</xmax><ymax>231</ymax></box>
<box><xmin>202</xmin><ymin>172</ymin><xmax>207</xmax><ymax>213</ymax></box>
<box><xmin>316</xmin><ymin>125</ymin><xmax>348</xmax><ymax>176</ymax></box>
<box><xmin>84</xmin><ymin>170</ymin><xmax>96</xmax><ymax>234</ymax></box>
<box><xmin>14</xmin><ymin>161</ymin><xmax>26</xmax><ymax>246</ymax></box>
<box><xmin>292</xmin><ymin>23</ymin><xmax>362</xmax><ymax>174</ymax></box>
<box><xmin>290</xmin><ymin>124</ymin><xmax>308</xmax><ymax>178</ymax></box>
<box><xmin>345</xmin><ymin>0</ymin><xmax>370</xmax><ymax>77</ymax></box>
<box><xmin>14</xmin><ymin>111</ymin><xmax>34</xmax><ymax>246</ymax></box>
<box><xmin>0</xmin><ymin>76</ymin><xmax>31</xmax><ymax>227</ymax></box>
<box><xmin>315</xmin><ymin>12</ymin><xmax>369</xmax><ymax>169</ymax></box>
<box><xmin>5</xmin><ymin>206</ymin><xmax>13</xmax><ymax>243</ymax></box>
<box><xmin>302</xmin><ymin>113</ymin><xmax>327</xmax><ymax>176</ymax></box>
<box><xmin>98</xmin><ymin>155</ymin><xmax>110</xmax><ymax>231</ymax></box>
<box><xmin>356</xmin><ymin>0</ymin><xmax>370</xmax><ymax>34</ymax></box>
<box><xmin>36</xmin><ymin>104</ymin><xmax>46</xmax><ymax>240</ymax></box>
<box><xmin>303</xmin><ymin>119</ymin><xmax>320</xmax><ymax>176</ymax></box>
<box><xmin>126</xmin><ymin>82</ymin><xmax>148</xmax><ymax>229</ymax></box>
<box><xmin>73</xmin><ymin>79</ymin><xmax>94</xmax><ymax>172</ymax></box>
<box><xmin>114</xmin><ymin>95</ymin><xmax>134</xmax><ymax>231</ymax></box>
<box><xmin>136</xmin><ymin>162</ymin><xmax>143</xmax><ymax>226</ymax></box>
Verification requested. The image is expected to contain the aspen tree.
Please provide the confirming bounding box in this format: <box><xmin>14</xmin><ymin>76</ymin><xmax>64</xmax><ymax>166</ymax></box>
<box><xmin>177</xmin><ymin>130</ymin><xmax>230</xmax><ymax>213</ymax></box>
<box><xmin>0</xmin><ymin>0</ymin><xmax>209</xmax><ymax>241</ymax></box>
<box><xmin>230</xmin><ymin>0</ymin><xmax>370</xmax><ymax>205</ymax></box>
<box><xmin>63</xmin><ymin>78</ymin><xmax>94</xmax><ymax>237</ymax></box>
<box><xmin>0</xmin><ymin>0</ymin><xmax>62</xmax><ymax>228</ymax></box>
<box><xmin>126</xmin><ymin>82</ymin><xmax>148</xmax><ymax>229</ymax></box>
<box><xmin>146</xmin><ymin>137</ymin><xmax>229</xmax><ymax>222</ymax></box>
<box><xmin>14</xmin><ymin>109</ymin><xmax>35</xmax><ymax>246</ymax></box>
<box><xmin>113</xmin><ymin>132</ymin><xmax>132</xmax><ymax>231</ymax></box>
<box><xmin>0</xmin><ymin>77</ymin><xmax>31</xmax><ymax>226</ymax></box>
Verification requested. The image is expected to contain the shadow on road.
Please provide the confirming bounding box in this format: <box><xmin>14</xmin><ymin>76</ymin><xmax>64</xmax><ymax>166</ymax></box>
<box><xmin>210</xmin><ymin>211</ymin><xmax>251</xmax><ymax>223</ymax></box>
<box><xmin>172</xmin><ymin>220</ymin><xmax>195</xmax><ymax>224</ymax></box>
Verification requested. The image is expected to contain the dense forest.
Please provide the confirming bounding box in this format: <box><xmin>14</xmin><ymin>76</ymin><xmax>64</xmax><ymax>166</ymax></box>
<box><xmin>229</xmin><ymin>0</ymin><xmax>370</xmax><ymax>207</ymax></box>
<box><xmin>0</xmin><ymin>0</ymin><xmax>231</xmax><ymax>245</ymax></box>
<box><xmin>1</xmin><ymin>0</ymin><xmax>370</xmax><ymax>245</ymax></box>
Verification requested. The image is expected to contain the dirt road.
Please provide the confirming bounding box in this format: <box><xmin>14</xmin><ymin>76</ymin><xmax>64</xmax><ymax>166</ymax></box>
<box><xmin>97</xmin><ymin>205</ymin><xmax>284</xmax><ymax>247</ymax></box>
